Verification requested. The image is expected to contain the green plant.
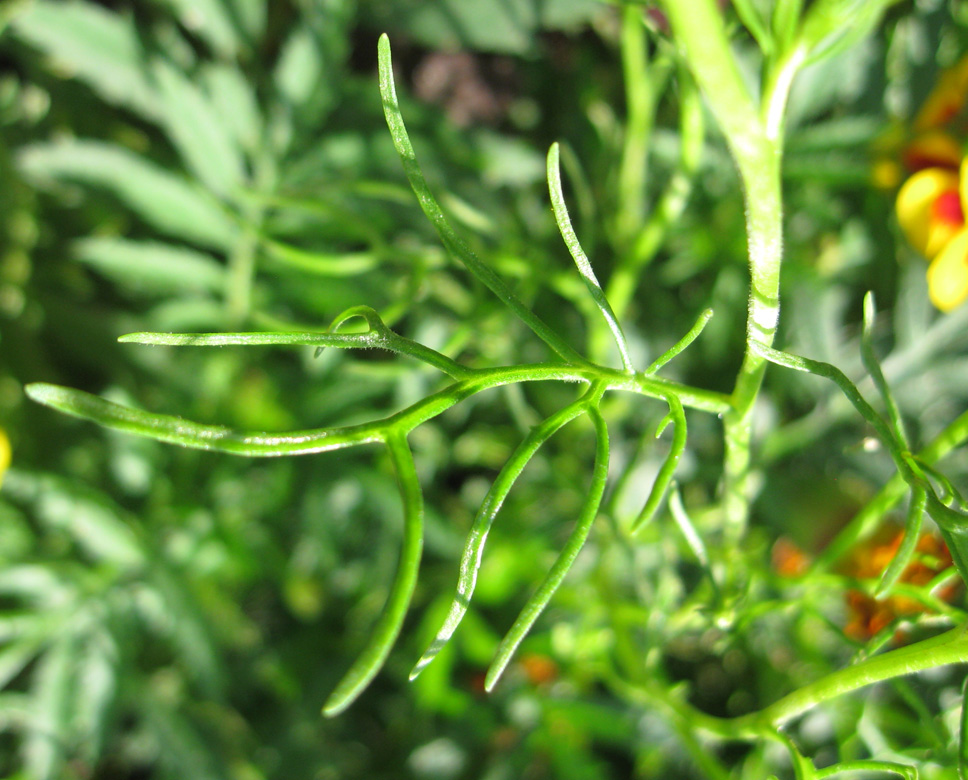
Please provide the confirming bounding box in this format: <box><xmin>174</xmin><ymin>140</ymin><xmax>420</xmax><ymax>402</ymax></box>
<box><xmin>8</xmin><ymin>0</ymin><xmax>968</xmax><ymax>777</ymax></box>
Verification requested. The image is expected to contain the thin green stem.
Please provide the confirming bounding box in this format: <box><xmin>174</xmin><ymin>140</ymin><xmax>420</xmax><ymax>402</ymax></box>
<box><xmin>755</xmin><ymin>340</ymin><xmax>968</xmax><ymax>581</ymax></box>
<box><xmin>548</xmin><ymin>143</ymin><xmax>633</xmax><ymax>372</ymax></box>
<box><xmin>377</xmin><ymin>34</ymin><xmax>588</xmax><ymax>367</ymax></box>
<box><xmin>226</xmin><ymin>144</ymin><xmax>274</xmax><ymax>325</ymax></box>
<box><xmin>645</xmin><ymin>308</ymin><xmax>713</xmax><ymax>376</ymax></box>
<box><xmin>721</xmin><ymin>144</ymin><xmax>782</xmax><ymax>544</ymax></box>
<box><xmin>606</xmin><ymin>62</ymin><xmax>703</xmax><ymax>323</ymax></box>
<box><xmin>485</xmin><ymin>389</ymin><xmax>609</xmax><ymax>690</ymax></box>
<box><xmin>120</xmin><ymin>316</ymin><xmax>474</xmax><ymax>380</ymax></box>
<box><xmin>734</xmin><ymin>626</ymin><xmax>968</xmax><ymax>733</ymax></box>
<box><xmin>816</xmin><ymin>407</ymin><xmax>968</xmax><ymax>569</ymax></box>
<box><xmin>632</xmin><ymin>393</ymin><xmax>687</xmax><ymax>531</ymax></box>
<box><xmin>614</xmin><ymin>5</ymin><xmax>665</xmax><ymax>247</ymax></box>
<box><xmin>815</xmin><ymin>761</ymin><xmax>917</xmax><ymax>780</ymax></box>
<box><xmin>323</xmin><ymin>430</ymin><xmax>424</xmax><ymax>716</ymax></box>
<box><xmin>612</xmin><ymin>626</ymin><xmax>968</xmax><ymax>742</ymax></box>
<box><xmin>410</xmin><ymin>386</ymin><xmax>598</xmax><ymax>679</ymax></box>
<box><xmin>658</xmin><ymin>0</ymin><xmax>761</xmax><ymax>164</ymax></box>
<box><xmin>24</xmin><ymin>363</ymin><xmax>729</xmax><ymax>459</ymax></box>
<box><xmin>875</xmin><ymin>488</ymin><xmax>925</xmax><ymax>598</ymax></box>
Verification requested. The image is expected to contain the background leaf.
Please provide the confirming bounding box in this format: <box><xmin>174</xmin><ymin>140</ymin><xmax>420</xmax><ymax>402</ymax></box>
<box><xmin>151</xmin><ymin>57</ymin><xmax>247</xmax><ymax>198</ymax></box>
<box><xmin>18</xmin><ymin>139</ymin><xmax>238</xmax><ymax>249</ymax></box>
<box><xmin>73</xmin><ymin>237</ymin><xmax>227</xmax><ymax>296</ymax></box>
<box><xmin>11</xmin><ymin>0</ymin><xmax>160</xmax><ymax>119</ymax></box>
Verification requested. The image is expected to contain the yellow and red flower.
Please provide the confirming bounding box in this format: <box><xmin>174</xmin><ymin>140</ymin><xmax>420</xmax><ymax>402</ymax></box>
<box><xmin>895</xmin><ymin>55</ymin><xmax>968</xmax><ymax>312</ymax></box>
<box><xmin>896</xmin><ymin>162</ymin><xmax>968</xmax><ymax>311</ymax></box>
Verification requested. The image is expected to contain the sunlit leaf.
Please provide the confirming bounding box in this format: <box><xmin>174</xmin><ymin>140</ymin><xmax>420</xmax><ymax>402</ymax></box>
<box><xmin>74</xmin><ymin>629</ymin><xmax>118</xmax><ymax>764</ymax></box>
<box><xmin>0</xmin><ymin>635</ymin><xmax>48</xmax><ymax>690</ymax></box>
<box><xmin>154</xmin><ymin>0</ymin><xmax>242</xmax><ymax>59</ymax></box>
<box><xmin>11</xmin><ymin>0</ymin><xmax>160</xmax><ymax>119</ymax></box>
<box><xmin>201</xmin><ymin>64</ymin><xmax>262</xmax><ymax>154</ymax></box>
<box><xmin>73</xmin><ymin>237</ymin><xmax>226</xmax><ymax>296</ymax></box>
<box><xmin>151</xmin><ymin>57</ymin><xmax>247</xmax><ymax>197</ymax></box>
<box><xmin>375</xmin><ymin>0</ymin><xmax>602</xmax><ymax>55</ymax></box>
<box><xmin>1</xmin><ymin>471</ymin><xmax>144</xmax><ymax>569</ymax></box>
<box><xmin>148</xmin><ymin>565</ymin><xmax>226</xmax><ymax>697</ymax></box>
<box><xmin>18</xmin><ymin>139</ymin><xmax>237</xmax><ymax>250</ymax></box>
<box><xmin>225</xmin><ymin>0</ymin><xmax>265</xmax><ymax>40</ymax></box>
<box><xmin>25</xmin><ymin>636</ymin><xmax>75</xmax><ymax>780</ymax></box>
<box><xmin>275</xmin><ymin>23</ymin><xmax>323</xmax><ymax>108</ymax></box>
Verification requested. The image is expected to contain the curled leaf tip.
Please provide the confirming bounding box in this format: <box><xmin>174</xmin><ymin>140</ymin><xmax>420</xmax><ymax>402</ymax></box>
<box><xmin>645</xmin><ymin>309</ymin><xmax>714</xmax><ymax>375</ymax></box>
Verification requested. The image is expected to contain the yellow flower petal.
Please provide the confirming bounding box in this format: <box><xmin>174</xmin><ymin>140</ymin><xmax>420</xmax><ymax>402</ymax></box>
<box><xmin>927</xmin><ymin>228</ymin><xmax>968</xmax><ymax>312</ymax></box>
<box><xmin>961</xmin><ymin>157</ymin><xmax>968</xmax><ymax>218</ymax></box>
<box><xmin>896</xmin><ymin>167</ymin><xmax>962</xmax><ymax>258</ymax></box>
<box><xmin>0</xmin><ymin>428</ymin><xmax>9</xmax><ymax>489</ymax></box>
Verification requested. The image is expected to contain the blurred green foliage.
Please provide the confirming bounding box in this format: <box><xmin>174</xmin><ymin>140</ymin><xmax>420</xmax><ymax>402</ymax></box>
<box><xmin>2</xmin><ymin>0</ymin><xmax>968</xmax><ymax>778</ymax></box>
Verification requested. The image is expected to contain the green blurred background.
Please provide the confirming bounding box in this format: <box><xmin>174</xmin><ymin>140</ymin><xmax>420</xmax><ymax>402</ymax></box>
<box><xmin>2</xmin><ymin>1</ymin><xmax>968</xmax><ymax>778</ymax></box>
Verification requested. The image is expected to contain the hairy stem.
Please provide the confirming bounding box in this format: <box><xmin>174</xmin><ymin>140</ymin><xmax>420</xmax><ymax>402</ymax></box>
<box><xmin>659</xmin><ymin>0</ymin><xmax>791</xmax><ymax>542</ymax></box>
<box><xmin>721</xmin><ymin>147</ymin><xmax>782</xmax><ymax>543</ymax></box>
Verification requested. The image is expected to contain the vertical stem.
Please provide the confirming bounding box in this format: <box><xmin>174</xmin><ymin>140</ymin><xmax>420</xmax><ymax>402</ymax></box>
<box><xmin>614</xmin><ymin>5</ymin><xmax>658</xmax><ymax>247</ymax></box>
<box><xmin>606</xmin><ymin>64</ymin><xmax>703</xmax><ymax>323</ymax></box>
<box><xmin>659</xmin><ymin>0</ymin><xmax>788</xmax><ymax>543</ymax></box>
<box><xmin>226</xmin><ymin>147</ymin><xmax>275</xmax><ymax>327</ymax></box>
<box><xmin>226</xmin><ymin>227</ymin><xmax>258</xmax><ymax>327</ymax></box>
<box><xmin>722</xmin><ymin>149</ymin><xmax>782</xmax><ymax>541</ymax></box>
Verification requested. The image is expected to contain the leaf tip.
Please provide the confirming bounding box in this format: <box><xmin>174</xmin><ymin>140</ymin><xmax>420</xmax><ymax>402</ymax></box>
<box><xmin>483</xmin><ymin>664</ymin><xmax>503</xmax><ymax>693</ymax></box>
<box><xmin>862</xmin><ymin>290</ymin><xmax>876</xmax><ymax>329</ymax></box>
<box><xmin>321</xmin><ymin>696</ymin><xmax>349</xmax><ymax>719</ymax></box>
<box><xmin>409</xmin><ymin>633</ymin><xmax>451</xmax><ymax>681</ymax></box>
<box><xmin>24</xmin><ymin>382</ymin><xmax>61</xmax><ymax>406</ymax></box>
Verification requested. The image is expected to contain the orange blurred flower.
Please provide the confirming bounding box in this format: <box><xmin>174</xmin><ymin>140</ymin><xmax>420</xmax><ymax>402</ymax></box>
<box><xmin>520</xmin><ymin>653</ymin><xmax>558</xmax><ymax>686</ymax></box>
<box><xmin>841</xmin><ymin>528</ymin><xmax>957</xmax><ymax>642</ymax></box>
<box><xmin>771</xmin><ymin>537</ymin><xmax>811</xmax><ymax>578</ymax></box>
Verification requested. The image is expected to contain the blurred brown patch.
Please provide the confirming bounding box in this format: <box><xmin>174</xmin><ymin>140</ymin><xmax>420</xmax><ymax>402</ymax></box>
<box><xmin>413</xmin><ymin>51</ymin><xmax>515</xmax><ymax>127</ymax></box>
